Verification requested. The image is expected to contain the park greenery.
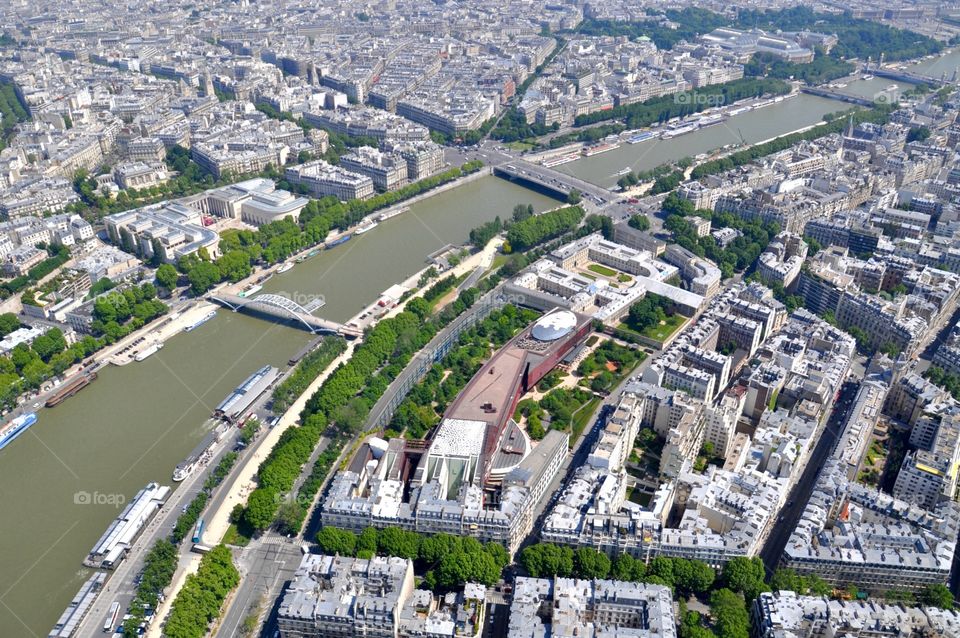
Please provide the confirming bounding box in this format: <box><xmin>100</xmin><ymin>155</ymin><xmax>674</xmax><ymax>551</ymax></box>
<box><xmin>506</xmin><ymin>205</ymin><xmax>584</xmax><ymax>251</ymax></box>
<box><xmin>744</xmin><ymin>51</ymin><xmax>854</xmax><ymax>85</ymax></box>
<box><xmin>90</xmin><ymin>282</ymin><xmax>168</xmax><ymax>341</ymax></box>
<box><xmin>0</xmin><ymin>317</ymin><xmax>99</xmax><ymax>408</ymax></box>
<box><xmin>618</xmin><ymin>160</ymin><xmax>691</xmax><ymax>192</ymax></box>
<box><xmin>163</xmin><ymin>545</ymin><xmax>240</xmax><ymax>638</ymax></box>
<box><xmin>0</xmin><ymin>282</ymin><xmax>167</xmax><ymax>409</ymax></box>
<box><xmin>574</xmin><ymin>78</ymin><xmax>791</xmax><ymax>128</ymax></box>
<box><xmin>578</xmin><ymin>6</ymin><xmax>942</xmax><ymax>62</ymax></box>
<box><xmin>736</xmin><ymin>6</ymin><xmax>943</xmax><ymax>62</ymax></box>
<box><xmin>271</xmin><ymin>337</ymin><xmax>348</xmax><ymax>412</ymax></box>
<box><xmin>624</xmin><ymin>292</ymin><xmax>675</xmax><ymax>334</ymax></box>
<box><xmin>385</xmin><ymin>305</ymin><xmax>540</xmax><ymax>440</ymax></box>
<box><xmin>0</xmin><ymin>81</ymin><xmax>29</xmax><ymax>150</ymax></box>
<box><xmin>315</xmin><ymin>526</ymin><xmax>510</xmax><ymax>590</ymax></box>
<box><xmin>576</xmin><ymin>340</ymin><xmax>643</xmax><ymax>384</ymax></box>
<box><xmin>662</xmin><ymin>192</ymin><xmax>781</xmax><ymax>279</ymax></box>
<box><xmin>577</xmin><ymin>9</ymin><xmax>730</xmax><ymax>51</ymax></box>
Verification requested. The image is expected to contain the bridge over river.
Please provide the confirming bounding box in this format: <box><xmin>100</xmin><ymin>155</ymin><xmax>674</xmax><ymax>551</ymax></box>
<box><xmin>209</xmin><ymin>292</ymin><xmax>363</xmax><ymax>338</ymax></box>
<box><xmin>494</xmin><ymin>161</ymin><xmax>615</xmax><ymax>207</ymax></box>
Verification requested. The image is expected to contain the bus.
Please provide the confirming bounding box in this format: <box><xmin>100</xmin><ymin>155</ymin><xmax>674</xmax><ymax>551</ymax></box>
<box><xmin>103</xmin><ymin>601</ymin><xmax>120</xmax><ymax>633</ymax></box>
<box><xmin>192</xmin><ymin>518</ymin><xmax>204</xmax><ymax>544</ymax></box>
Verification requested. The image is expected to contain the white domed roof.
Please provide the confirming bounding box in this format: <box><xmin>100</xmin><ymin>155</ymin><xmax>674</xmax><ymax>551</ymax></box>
<box><xmin>532</xmin><ymin>310</ymin><xmax>578</xmax><ymax>341</ymax></box>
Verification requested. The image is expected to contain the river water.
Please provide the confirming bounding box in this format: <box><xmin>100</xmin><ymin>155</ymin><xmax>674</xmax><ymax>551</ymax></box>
<box><xmin>553</xmin><ymin>64</ymin><xmax>944</xmax><ymax>190</ymax></box>
<box><xmin>0</xmin><ymin>175</ymin><xmax>558</xmax><ymax>637</ymax></box>
<box><xmin>907</xmin><ymin>48</ymin><xmax>960</xmax><ymax>78</ymax></box>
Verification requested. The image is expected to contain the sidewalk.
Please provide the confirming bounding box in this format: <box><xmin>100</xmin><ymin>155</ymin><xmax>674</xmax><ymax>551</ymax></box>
<box><xmin>145</xmin><ymin>341</ymin><xmax>356</xmax><ymax>637</ymax></box>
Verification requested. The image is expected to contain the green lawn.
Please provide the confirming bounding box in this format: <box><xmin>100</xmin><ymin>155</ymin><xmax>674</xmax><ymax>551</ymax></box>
<box><xmin>490</xmin><ymin>253</ymin><xmax>510</xmax><ymax>271</ymax></box>
<box><xmin>570</xmin><ymin>397</ymin><xmax>601</xmax><ymax>447</ymax></box>
<box><xmin>639</xmin><ymin>314</ymin><xmax>686</xmax><ymax>341</ymax></box>
<box><xmin>222</xmin><ymin>522</ymin><xmax>253</xmax><ymax>547</ymax></box>
<box><xmin>587</xmin><ymin>263</ymin><xmax>618</xmax><ymax>277</ymax></box>
<box><xmin>617</xmin><ymin>273</ymin><xmax>632</xmax><ymax>283</ymax></box>
<box><xmin>507</xmin><ymin>140</ymin><xmax>537</xmax><ymax>152</ymax></box>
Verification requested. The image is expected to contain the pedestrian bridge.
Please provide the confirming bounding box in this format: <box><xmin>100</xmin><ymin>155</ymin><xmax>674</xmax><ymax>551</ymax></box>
<box><xmin>209</xmin><ymin>293</ymin><xmax>363</xmax><ymax>338</ymax></box>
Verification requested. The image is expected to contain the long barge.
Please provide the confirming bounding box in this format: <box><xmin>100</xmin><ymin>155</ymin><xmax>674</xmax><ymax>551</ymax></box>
<box><xmin>84</xmin><ymin>482</ymin><xmax>170</xmax><ymax>569</ymax></box>
<box><xmin>45</xmin><ymin>372</ymin><xmax>97</xmax><ymax>408</ymax></box>
<box><xmin>0</xmin><ymin>412</ymin><xmax>37</xmax><ymax>451</ymax></box>
<box><xmin>173</xmin><ymin>423</ymin><xmax>226</xmax><ymax>482</ymax></box>
<box><xmin>214</xmin><ymin>365</ymin><xmax>280</xmax><ymax>422</ymax></box>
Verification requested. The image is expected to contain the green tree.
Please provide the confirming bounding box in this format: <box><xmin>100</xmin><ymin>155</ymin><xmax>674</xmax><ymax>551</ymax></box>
<box><xmin>357</xmin><ymin>527</ymin><xmax>378</xmax><ymax>555</ymax></box>
<box><xmin>243</xmin><ymin>487</ymin><xmax>279</xmax><ymax>531</ymax></box>
<box><xmin>574</xmin><ymin>548</ymin><xmax>611</xmax><ymax>579</ymax></box>
<box><xmin>377</xmin><ymin>527</ymin><xmax>420</xmax><ymax>559</ymax></box>
<box><xmin>519</xmin><ymin>543</ymin><xmax>574</xmax><ymax>578</ymax></box>
<box><xmin>628</xmin><ymin>214</ymin><xmax>650</xmax><ymax>231</ymax></box>
<box><xmin>721</xmin><ymin>557</ymin><xmax>767</xmax><ymax>600</ymax></box>
<box><xmin>0</xmin><ymin>313</ymin><xmax>19</xmax><ymax>336</ymax></box>
<box><xmin>919</xmin><ymin>583</ymin><xmax>955</xmax><ymax>609</ymax></box>
<box><xmin>316</xmin><ymin>527</ymin><xmax>358</xmax><ymax>556</ymax></box>
<box><xmin>710</xmin><ymin>588</ymin><xmax>750</xmax><ymax>638</ymax></box>
<box><xmin>187</xmin><ymin>261</ymin><xmax>220</xmax><ymax>295</ymax></box>
<box><xmin>155</xmin><ymin>263</ymin><xmax>179</xmax><ymax>289</ymax></box>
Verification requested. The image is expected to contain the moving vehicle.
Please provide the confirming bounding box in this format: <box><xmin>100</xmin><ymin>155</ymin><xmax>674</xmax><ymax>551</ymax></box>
<box><xmin>104</xmin><ymin>601</ymin><xmax>120</xmax><ymax>633</ymax></box>
<box><xmin>192</xmin><ymin>518</ymin><xmax>204</xmax><ymax>544</ymax></box>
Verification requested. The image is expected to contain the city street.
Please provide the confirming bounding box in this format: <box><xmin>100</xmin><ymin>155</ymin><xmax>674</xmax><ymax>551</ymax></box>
<box><xmin>72</xmin><ymin>429</ymin><xmax>241</xmax><ymax>636</ymax></box>
<box><xmin>759</xmin><ymin>378</ymin><xmax>862</xmax><ymax>572</ymax></box>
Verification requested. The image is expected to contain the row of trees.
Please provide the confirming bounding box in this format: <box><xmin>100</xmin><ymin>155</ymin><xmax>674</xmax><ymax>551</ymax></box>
<box><xmin>0</xmin><ymin>244</ymin><xmax>71</xmax><ymax>299</ymax></box>
<box><xmin>520</xmin><ymin>548</ymin><xmax>768</xmax><ymax>638</ymax></box>
<box><xmin>243</xmin><ymin>284</ymin><xmax>493</xmax><ymax>532</ymax></box>
<box><xmin>0</xmin><ymin>281</ymin><xmax>170</xmax><ymax>410</ymax></box>
<box><xmin>690</xmin><ymin>105</ymin><xmax>894</xmax><ymax>181</ymax></box>
<box><xmin>271</xmin><ymin>338</ymin><xmax>347</xmax><ymax>412</ymax></box>
<box><xmin>170</xmin><ymin>161</ymin><xmax>484</xmax><ymax>297</ymax></box>
<box><xmin>574</xmin><ymin>78</ymin><xmax>791</xmax><ymax>128</ymax></box>
<box><xmin>505</xmin><ymin>205</ymin><xmax>584</xmax><ymax>251</ymax></box>
<box><xmin>0</xmin><ymin>81</ymin><xmax>29</xmax><ymax>150</ymax></box>
<box><xmin>315</xmin><ymin>526</ymin><xmax>509</xmax><ymax>590</ymax></box>
<box><xmin>163</xmin><ymin>545</ymin><xmax>240</xmax><ymax>638</ymax></box>
<box><xmin>122</xmin><ymin>451</ymin><xmax>240</xmax><ymax>637</ymax></box>
<box><xmin>0</xmin><ymin>327</ymin><xmax>99</xmax><ymax>409</ymax></box>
